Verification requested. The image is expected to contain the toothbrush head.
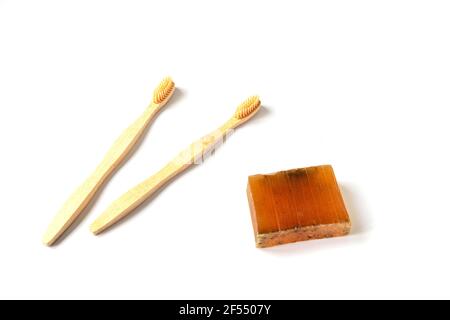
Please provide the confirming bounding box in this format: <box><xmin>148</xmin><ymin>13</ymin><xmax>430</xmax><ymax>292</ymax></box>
<box><xmin>153</xmin><ymin>77</ymin><xmax>175</xmax><ymax>106</ymax></box>
<box><xmin>234</xmin><ymin>96</ymin><xmax>261</xmax><ymax>120</ymax></box>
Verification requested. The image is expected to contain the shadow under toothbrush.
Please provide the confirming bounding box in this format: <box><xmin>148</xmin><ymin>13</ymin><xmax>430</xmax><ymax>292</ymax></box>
<box><xmin>247</xmin><ymin>103</ymin><xmax>271</xmax><ymax>124</ymax></box>
<box><xmin>49</xmin><ymin>88</ymin><xmax>186</xmax><ymax>246</ymax></box>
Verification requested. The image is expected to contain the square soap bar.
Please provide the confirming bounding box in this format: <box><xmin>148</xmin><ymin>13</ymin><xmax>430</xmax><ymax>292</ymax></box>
<box><xmin>247</xmin><ymin>165</ymin><xmax>351</xmax><ymax>248</ymax></box>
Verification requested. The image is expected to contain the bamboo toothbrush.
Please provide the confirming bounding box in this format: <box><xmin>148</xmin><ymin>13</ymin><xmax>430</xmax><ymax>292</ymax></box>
<box><xmin>90</xmin><ymin>96</ymin><xmax>261</xmax><ymax>235</ymax></box>
<box><xmin>43</xmin><ymin>77</ymin><xmax>176</xmax><ymax>246</ymax></box>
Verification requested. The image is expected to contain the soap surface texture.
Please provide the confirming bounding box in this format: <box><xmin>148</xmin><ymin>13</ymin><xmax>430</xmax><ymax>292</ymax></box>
<box><xmin>247</xmin><ymin>165</ymin><xmax>351</xmax><ymax>248</ymax></box>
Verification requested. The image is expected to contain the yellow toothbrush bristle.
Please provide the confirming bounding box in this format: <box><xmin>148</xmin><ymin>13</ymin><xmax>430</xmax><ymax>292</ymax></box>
<box><xmin>234</xmin><ymin>96</ymin><xmax>261</xmax><ymax>119</ymax></box>
<box><xmin>153</xmin><ymin>77</ymin><xmax>175</xmax><ymax>104</ymax></box>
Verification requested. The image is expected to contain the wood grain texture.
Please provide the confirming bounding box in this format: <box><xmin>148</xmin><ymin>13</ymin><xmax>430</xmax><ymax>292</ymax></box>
<box><xmin>90</xmin><ymin>97</ymin><xmax>261</xmax><ymax>235</ymax></box>
<box><xmin>43</xmin><ymin>79</ymin><xmax>175</xmax><ymax>246</ymax></box>
<box><xmin>247</xmin><ymin>165</ymin><xmax>351</xmax><ymax>248</ymax></box>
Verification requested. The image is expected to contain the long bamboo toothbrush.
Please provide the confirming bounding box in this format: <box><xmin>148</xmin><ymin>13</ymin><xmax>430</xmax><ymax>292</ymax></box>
<box><xmin>90</xmin><ymin>96</ymin><xmax>261</xmax><ymax>235</ymax></box>
<box><xmin>43</xmin><ymin>77</ymin><xmax>176</xmax><ymax>246</ymax></box>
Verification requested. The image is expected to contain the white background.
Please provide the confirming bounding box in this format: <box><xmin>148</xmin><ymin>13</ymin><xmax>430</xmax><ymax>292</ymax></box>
<box><xmin>1</xmin><ymin>0</ymin><xmax>449</xmax><ymax>299</ymax></box>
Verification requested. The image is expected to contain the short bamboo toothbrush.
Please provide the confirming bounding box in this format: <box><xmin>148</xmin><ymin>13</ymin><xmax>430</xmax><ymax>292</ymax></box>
<box><xmin>43</xmin><ymin>77</ymin><xmax>176</xmax><ymax>246</ymax></box>
<box><xmin>90</xmin><ymin>96</ymin><xmax>261</xmax><ymax>235</ymax></box>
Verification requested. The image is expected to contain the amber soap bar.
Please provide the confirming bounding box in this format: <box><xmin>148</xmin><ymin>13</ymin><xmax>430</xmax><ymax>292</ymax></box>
<box><xmin>247</xmin><ymin>165</ymin><xmax>351</xmax><ymax>248</ymax></box>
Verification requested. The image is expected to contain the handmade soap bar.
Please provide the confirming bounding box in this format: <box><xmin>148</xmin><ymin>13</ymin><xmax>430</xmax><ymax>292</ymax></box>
<box><xmin>247</xmin><ymin>165</ymin><xmax>351</xmax><ymax>248</ymax></box>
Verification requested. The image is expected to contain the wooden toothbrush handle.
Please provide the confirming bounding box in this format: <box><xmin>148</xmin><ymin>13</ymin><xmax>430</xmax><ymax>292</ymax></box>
<box><xmin>90</xmin><ymin>160</ymin><xmax>190</xmax><ymax>234</ymax></box>
<box><xmin>90</xmin><ymin>122</ymin><xmax>236</xmax><ymax>234</ymax></box>
<box><xmin>43</xmin><ymin>106</ymin><xmax>158</xmax><ymax>245</ymax></box>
